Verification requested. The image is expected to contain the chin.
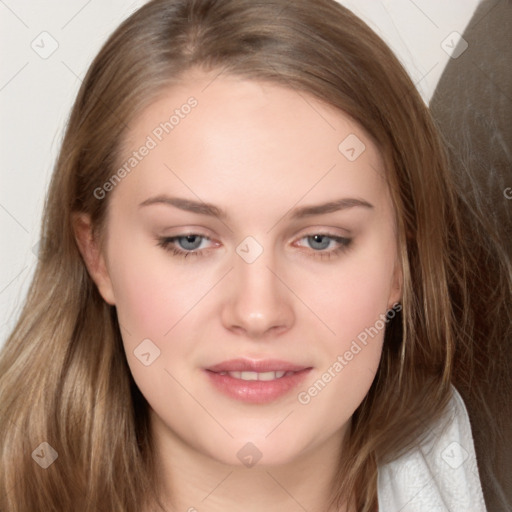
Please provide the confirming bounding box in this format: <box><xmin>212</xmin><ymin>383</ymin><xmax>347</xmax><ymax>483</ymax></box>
<box><xmin>203</xmin><ymin>432</ymin><xmax>310</xmax><ymax>469</ymax></box>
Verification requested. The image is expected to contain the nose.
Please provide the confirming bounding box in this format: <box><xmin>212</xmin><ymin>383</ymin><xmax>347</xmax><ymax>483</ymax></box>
<box><xmin>220</xmin><ymin>246</ymin><xmax>295</xmax><ymax>338</ymax></box>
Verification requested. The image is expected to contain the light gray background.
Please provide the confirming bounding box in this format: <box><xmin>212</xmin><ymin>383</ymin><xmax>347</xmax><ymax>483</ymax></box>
<box><xmin>0</xmin><ymin>0</ymin><xmax>480</xmax><ymax>348</ymax></box>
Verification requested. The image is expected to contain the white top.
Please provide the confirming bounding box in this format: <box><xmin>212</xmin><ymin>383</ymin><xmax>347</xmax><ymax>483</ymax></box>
<box><xmin>377</xmin><ymin>386</ymin><xmax>487</xmax><ymax>512</ymax></box>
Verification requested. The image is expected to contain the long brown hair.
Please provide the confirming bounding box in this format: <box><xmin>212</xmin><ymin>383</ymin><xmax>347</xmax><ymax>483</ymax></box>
<box><xmin>1</xmin><ymin>1</ymin><xmax>510</xmax><ymax>511</ymax></box>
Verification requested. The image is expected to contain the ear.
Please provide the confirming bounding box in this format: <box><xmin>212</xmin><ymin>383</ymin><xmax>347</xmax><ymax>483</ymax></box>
<box><xmin>387</xmin><ymin>258</ymin><xmax>403</xmax><ymax>309</ymax></box>
<box><xmin>72</xmin><ymin>213</ymin><xmax>116</xmax><ymax>305</ymax></box>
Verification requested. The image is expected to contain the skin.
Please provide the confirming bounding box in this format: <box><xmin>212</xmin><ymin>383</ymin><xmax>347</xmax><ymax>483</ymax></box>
<box><xmin>75</xmin><ymin>70</ymin><xmax>402</xmax><ymax>512</ymax></box>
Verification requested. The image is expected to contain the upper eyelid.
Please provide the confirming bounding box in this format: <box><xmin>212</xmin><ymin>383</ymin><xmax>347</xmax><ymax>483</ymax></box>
<box><xmin>161</xmin><ymin>224</ymin><xmax>350</xmax><ymax>236</ymax></box>
<box><xmin>292</xmin><ymin>224</ymin><xmax>352</xmax><ymax>237</ymax></box>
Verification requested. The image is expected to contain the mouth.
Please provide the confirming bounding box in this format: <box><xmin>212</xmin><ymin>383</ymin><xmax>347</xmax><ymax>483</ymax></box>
<box><xmin>206</xmin><ymin>358</ymin><xmax>310</xmax><ymax>373</ymax></box>
<box><xmin>204</xmin><ymin>358</ymin><xmax>312</xmax><ymax>403</ymax></box>
<box><xmin>211</xmin><ymin>370</ymin><xmax>298</xmax><ymax>380</ymax></box>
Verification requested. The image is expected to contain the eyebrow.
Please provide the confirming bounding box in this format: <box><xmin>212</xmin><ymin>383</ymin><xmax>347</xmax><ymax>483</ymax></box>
<box><xmin>138</xmin><ymin>195</ymin><xmax>373</xmax><ymax>219</ymax></box>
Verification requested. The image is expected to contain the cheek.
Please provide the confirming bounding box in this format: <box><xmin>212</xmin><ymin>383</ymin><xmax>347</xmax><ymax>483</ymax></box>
<box><xmin>303</xmin><ymin>249</ymin><xmax>396</xmax><ymax>345</ymax></box>
<box><xmin>105</xmin><ymin>224</ymin><xmax>202</xmax><ymax>339</ymax></box>
<box><xmin>96</xmin><ymin>219</ymin><xmax>176</xmax><ymax>408</ymax></box>
<box><xmin>110</xmin><ymin>260</ymin><xmax>172</xmax><ymax>338</ymax></box>
<box><xmin>105</xmin><ymin>243</ymin><xmax>196</xmax><ymax>406</ymax></box>
<box><xmin>295</xmin><ymin>238</ymin><xmax>396</xmax><ymax>402</ymax></box>
<box><xmin>295</xmin><ymin>258</ymin><xmax>393</xmax><ymax>428</ymax></box>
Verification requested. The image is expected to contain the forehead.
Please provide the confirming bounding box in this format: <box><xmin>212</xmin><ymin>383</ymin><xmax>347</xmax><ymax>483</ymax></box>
<box><xmin>114</xmin><ymin>73</ymin><xmax>389</xmax><ymax>217</ymax></box>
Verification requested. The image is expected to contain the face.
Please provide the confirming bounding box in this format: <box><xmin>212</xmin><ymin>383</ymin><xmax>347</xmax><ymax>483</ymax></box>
<box><xmin>81</xmin><ymin>71</ymin><xmax>402</xmax><ymax>468</ymax></box>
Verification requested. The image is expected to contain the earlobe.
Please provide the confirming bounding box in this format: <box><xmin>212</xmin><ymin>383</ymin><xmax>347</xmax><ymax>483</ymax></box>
<box><xmin>72</xmin><ymin>213</ymin><xmax>116</xmax><ymax>305</ymax></box>
<box><xmin>388</xmin><ymin>259</ymin><xmax>403</xmax><ymax>309</ymax></box>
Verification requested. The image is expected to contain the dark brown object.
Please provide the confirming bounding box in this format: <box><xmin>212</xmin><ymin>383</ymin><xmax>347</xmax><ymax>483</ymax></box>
<box><xmin>430</xmin><ymin>1</ymin><xmax>512</xmax><ymax>511</ymax></box>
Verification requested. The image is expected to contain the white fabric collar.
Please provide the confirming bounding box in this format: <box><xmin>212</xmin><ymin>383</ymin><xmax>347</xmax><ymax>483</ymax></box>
<box><xmin>377</xmin><ymin>385</ymin><xmax>487</xmax><ymax>511</ymax></box>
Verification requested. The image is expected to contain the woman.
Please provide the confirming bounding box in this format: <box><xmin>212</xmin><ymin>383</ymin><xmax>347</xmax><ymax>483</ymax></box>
<box><xmin>1</xmin><ymin>1</ymin><xmax>509</xmax><ymax>511</ymax></box>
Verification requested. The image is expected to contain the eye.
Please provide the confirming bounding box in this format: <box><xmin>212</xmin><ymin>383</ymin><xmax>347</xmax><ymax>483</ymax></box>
<box><xmin>294</xmin><ymin>233</ymin><xmax>352</xmax><ymax>259</ymax></box>
<box><xmin>157</xmin><ymin>234</ymin><xmax>215</xmax><ymax>258</ymax></box>
<box><xmin>156</xmin><ymin>232</ymin><xmax>351</xmax><ymax>260</ymax></box>
<box><xmin>175</xmin><ymin>234</ymin><xmax>204</xmax><ymax>251</ymax></box>
<box><xmin>305</xmin><ymin>234</ymin><xmax>333</xmax><ymax>250</ymax></box>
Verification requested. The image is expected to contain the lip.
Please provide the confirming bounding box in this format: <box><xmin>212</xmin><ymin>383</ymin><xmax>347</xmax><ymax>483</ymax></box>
<box><xmin>204</xmin><ymin>358</ymin><xmax>312</xmax><ymax>404</ymax></box>
<box><xmin>206</xmin><ymin>358</ymin><xmax>310</xmax><ymax>373</ymax></box>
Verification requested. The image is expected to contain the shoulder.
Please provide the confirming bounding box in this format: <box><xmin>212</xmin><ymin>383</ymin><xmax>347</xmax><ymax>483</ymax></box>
<box><xmin>377</xmin><ymin>385</ymin><xmax>487</xmax><ymax>512</ymax></box>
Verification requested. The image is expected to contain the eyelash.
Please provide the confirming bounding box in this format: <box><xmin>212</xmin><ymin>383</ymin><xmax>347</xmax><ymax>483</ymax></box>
<box><xmin>156</xmin><ymin>233</ymin><xmax>352</xmax><ymax>260</ymax></box>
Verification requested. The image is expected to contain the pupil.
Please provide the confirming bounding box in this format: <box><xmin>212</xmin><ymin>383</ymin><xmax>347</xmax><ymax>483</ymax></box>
<box><xmin>309</xmin><ymin>235</ymin><xmax>330</xmax><ymax>250</ymax></box>
<box><xmin>180</xmin><ymin>235</ymin><xmax>202</xmax><ymax>250</ymax></box>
